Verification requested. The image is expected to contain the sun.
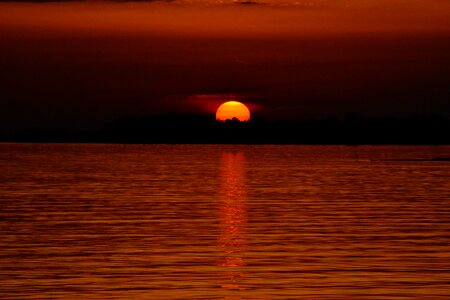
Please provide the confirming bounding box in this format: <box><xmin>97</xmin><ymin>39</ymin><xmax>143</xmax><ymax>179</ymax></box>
<box><xmin>216</xmin><ymin>101</ymin><xmax>251</xmax><ymax>122</ymax></box>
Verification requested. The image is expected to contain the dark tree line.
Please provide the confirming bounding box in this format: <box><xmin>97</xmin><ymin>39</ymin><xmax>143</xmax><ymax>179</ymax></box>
<box><xmin>4</xmin><ymin>113</ymin><xmax>450</xmax><ymax>144</ymax></box>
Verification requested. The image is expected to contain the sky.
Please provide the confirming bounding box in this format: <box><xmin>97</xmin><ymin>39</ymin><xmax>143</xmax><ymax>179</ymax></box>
<box><xmin>0</xmin><ymin>0</ymin><xmax>449</xmax><ymax>130</ymax></box>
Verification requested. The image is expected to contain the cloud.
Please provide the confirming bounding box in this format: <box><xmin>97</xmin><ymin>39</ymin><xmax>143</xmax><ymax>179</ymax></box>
<box><xmin>0</xmin><ymin>1</ymin><xmax>449</xmax><ymax>130</ymax></box>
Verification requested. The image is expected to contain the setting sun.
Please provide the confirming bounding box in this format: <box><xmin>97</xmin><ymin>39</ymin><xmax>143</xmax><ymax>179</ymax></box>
<box><xmin>216</xmin><ymin>101</ymin><xmax>250</xmax><ymax>122</ymax></box>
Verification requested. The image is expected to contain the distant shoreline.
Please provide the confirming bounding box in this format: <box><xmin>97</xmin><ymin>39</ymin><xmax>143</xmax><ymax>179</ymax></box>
<box><xmin>2</xmin><ymin>114</ymin><xmax>449</xmax><ymax>145</ymax></box>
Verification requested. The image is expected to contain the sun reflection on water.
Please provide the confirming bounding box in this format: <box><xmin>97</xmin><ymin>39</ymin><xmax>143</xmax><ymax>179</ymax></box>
<box><xmin>217</xmin><ymin>151</ymin><xmax>247</xmax><ymax>294</ymax></box>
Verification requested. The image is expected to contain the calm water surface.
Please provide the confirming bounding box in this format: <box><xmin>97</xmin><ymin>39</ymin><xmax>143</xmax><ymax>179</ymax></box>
<box><xmin>1</xmin><ymin>144</ymin><xmax>449</xmax><ymax>299</ymax></box>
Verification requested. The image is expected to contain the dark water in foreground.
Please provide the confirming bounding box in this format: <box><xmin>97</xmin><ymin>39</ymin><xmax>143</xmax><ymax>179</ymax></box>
<box><xmin>1</xmin><ymin>144</ymin><xmax>449</xmax><ymax>299</ymax></box>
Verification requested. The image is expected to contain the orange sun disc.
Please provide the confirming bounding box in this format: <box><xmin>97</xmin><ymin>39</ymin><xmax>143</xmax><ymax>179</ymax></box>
<box><xmin>216</xmin><ymin>101</ymin><xmax>251</xmax><ymax>122</ymax></box>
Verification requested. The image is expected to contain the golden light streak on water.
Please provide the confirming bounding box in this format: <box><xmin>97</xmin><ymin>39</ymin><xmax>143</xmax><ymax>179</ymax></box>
<box><xmin>218</xmin><ymin>152</ymin><xmax>247</xmax><ymax>294</ymax></box>
<box><xmin>0</xmin><ymin>144</ymin><xmax>449</xmax><ymax>299</ymax></box>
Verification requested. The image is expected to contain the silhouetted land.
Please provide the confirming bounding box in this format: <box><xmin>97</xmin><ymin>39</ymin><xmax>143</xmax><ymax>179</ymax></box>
<box><xmin>3</xmin><ymin>114</ymin><xmax>450</xmax><ymax>144</ymax></box>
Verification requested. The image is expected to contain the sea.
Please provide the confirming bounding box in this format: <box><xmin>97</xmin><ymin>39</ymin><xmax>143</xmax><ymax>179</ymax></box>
<box><xmin>1</xmin><ymin>144</ymin><xmax>449</xmax><ymax>299</ymax></box>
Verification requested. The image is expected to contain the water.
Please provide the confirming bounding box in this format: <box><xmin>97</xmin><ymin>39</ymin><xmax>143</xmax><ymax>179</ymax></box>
<box><xmin>1</xmin><ymin>144</ymin><xmax>449</xmax><ymax>299</ymax></box>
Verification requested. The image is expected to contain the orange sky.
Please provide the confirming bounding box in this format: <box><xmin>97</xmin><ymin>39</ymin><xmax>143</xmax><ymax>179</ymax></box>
<box><xmin>1</xmin><ymin>1</ymin><xmax>449</xmax><ymax>37</ymax></box>
<box><xmin>0</xmin><ymin>0</ymin><xmax>449</xmax><ymax>130</ymax></box>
